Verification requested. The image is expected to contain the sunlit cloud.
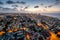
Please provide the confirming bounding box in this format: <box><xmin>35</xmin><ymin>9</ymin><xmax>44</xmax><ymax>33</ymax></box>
<box><xmin>25</xmin><ymin>7</ymin><xmax>60</xmax><ymax>13</ymax></box>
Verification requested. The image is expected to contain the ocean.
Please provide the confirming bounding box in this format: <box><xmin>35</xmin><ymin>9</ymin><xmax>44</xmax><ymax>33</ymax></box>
<box><xmin>41</xmin><ymin>13</ymin><xmax>60</xmax><ymax>19</ymax></box>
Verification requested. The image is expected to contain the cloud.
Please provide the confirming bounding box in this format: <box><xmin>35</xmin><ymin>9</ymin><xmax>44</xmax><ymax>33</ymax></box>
<box><xmin>6</xmin><ymin>0</ymin><xmax>26</xmax><ymax>5</ymax></box>
<box><xmin>0</xmin><ymin>7</ymin><xmax>16</xmax><ymax>11</ymax></box>
<box><xmin>20</xmin><ymin>1</ymin><xmax>26</xmax><ymax>4</ymax></box>
<box><xmin>0</xmin><ymin>6</ymin><xmax>3</xmax><ymax>10</ymax></box>
<box><xmin>45</xmin><ymin>0</ymin><xmax>60</xmax><ymax>8</ymax></box>
<box><xmin>48</xmin><ymin>5</ymin><xmax>53</xmax><ymax>8</ymax></box>
<box><xmin>0</xmin><ymin>8</ymin><xmax>18</xmax><ymax>13</ymax></box>
<box><xmin>11</xmin><ymin>5</ymin><xmax>18</xmax><ymax>10</ymax></box>
<box><xmin>46</xmin><ymin>0</ymin><xmax>60</xmax><ymax>8</ymax></box>
<box><xmin>44</xmin><ymin>5</ymin><xmax>53</xmax><ymax>8</ymax></box>
<box><xmin>44</xmin><ymin>6</ymin><xmax>47</xmax><ymax>8</ymax></box>
<box><xmin>34</xmin><ymin>6</ymin><xmax>39</xmax><ymax>8</ymax></box>
<box><xmin>54</xmin><ymin>0</ymin><xmax>60</xmax><ymax>5</ymax></box>
<box><xmin>16</xmin><ymin>1</ymin><xmax>20</xmax><ymax>3</ymax></box>
<box><xmin>0</xmin><ymin>6</ymin><xmax>2</xmax><ymax>8</ymax></box>
<box><xmin>16</xmin><ymin>1</ymin><xmax>26</xmax><ymax>4</ymax></box>
<box><xmin>6</xmin><ymin>0</ymin><xmax>15</xmax><ymax>4</ymax></box>
<box><xmin>24</xmin><ymin>6</ymin><xmax>29</xmax><ymax>9</ymax></box>
<box><xmin>12</xmin><ymin>5</ymin><xmax>18</xmax><ymax>7</ymax></box>
<box><xmin>3</xmin><ymin>8</ymin><xmax>12</xmax><ymax>10</ymax></box>
<box><xmin>0</xmin><ymin>1</ymin><xmax>3</xmax><ymax>4</ymax></box>
<box><xmin>55</xmin><ymin>0</ymin><xmax>60</xmax><ymax>2</ymax></box>
<box><xmin>40</xmin><ymin>3</ymin><xmax>44</xmax><ymax>6</ymax></box>
<box><xmin>43</xmin><ymin>9</ymin><xmax>47</xmax><ymax>11</ymax></box>
<box><xmin>24</xmin><ymin>7</ymin><xmax>28</xmax><ymax>9</ymax></box>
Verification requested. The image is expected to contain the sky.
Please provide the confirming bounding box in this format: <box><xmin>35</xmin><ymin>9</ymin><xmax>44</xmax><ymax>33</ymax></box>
<box><xmin>0</xmin><ymin>0</ymin><xmax>60</xmax><ymax>13</ymax></box>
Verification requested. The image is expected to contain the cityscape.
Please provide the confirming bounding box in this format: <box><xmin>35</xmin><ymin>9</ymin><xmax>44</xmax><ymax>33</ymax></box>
<box><xmin>0</xmin><ymin>0</ymin><xmax>60</xmax><ymax>40</ymax></box>
<box><xmin>0</xmin><ymin>13</ymin><xmax>60</xmax><ymax>40</ymax></box>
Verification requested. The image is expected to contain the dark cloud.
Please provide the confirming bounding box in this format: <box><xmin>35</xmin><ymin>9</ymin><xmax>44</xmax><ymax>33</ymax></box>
<box><xmin>0</xmin><ymin>7</ymin><xmax>14</xmax><ymax>11</ymax></box>
<box><xmin>6</xmin><ymin>0</ymin><xmax>15</xmax><ymax>4</ymax></box>
<box><xmin>34</xmin><ymin>6</ymin><xmax>39</xmax><ymax>8</ymax></box>
<box><xmin>40</xmin><ymin>3</ymin><xmax>44</xmax><ymax>6</ymax></box>
<box><xmin>16</xmin><ymin>1</ymin><xmax>20</xmax><ymax>3</ymax></box>
<box><xmin>46</xmin><ymin>0</ymin><xmax>60</xmax><ymax>8</ymax></box>
<box><xmin>44</xmin><ymin>5</ymin><xmax>53</xmax><ymax>8</ymax></box>
<box><xmin>0</xmin><ymin>1</ymin><xmax>3</xmax><ymax>4</ymax></box>
<box><xmin>6</xmin><ymin>0</ymin><xmax>26</xmax><ymax>4</ymax></box>
<box><xmin>0</xmin><ymin>6</ymin><xmax>2</xmax><ymax>8</ymax></box>
<box><xmin>16</xmin><ymin>1</ymin><xmax>26</xmax><ymax>4</ymax></box>
<box><xmin>13</xmin><ymin>7</ymin><xmax>17</xmax><ymax>10</ymax></box>
<box><xmin>24</xmin><ymin>7</ymin><xmax>28</xmax><ymax>9</ymax></box>
<box><xmin>24</xmin><ymin>6</ymin><xmax>28</xmax><ymax>9</ymax></box>
<box><xmin>12</xmin><ymin>5</ymin><xmax>18</xmax><ymax>7</ymax></box>
<box><xmin>12</xmin><ymin>5</ymin><xmax>18</xmax><ymax>10</ymax></box>
<box><xmin>41</xmin><ymin>0</ymin><xmax>60</xmax><ymax>8</ymax></box>
<box><xmin>48</xmin><ymin>5</ymin><xmax>53</xmax><ymax>8</ymax></box>
<box><xmin>20</xmin><ymin>1</ymin><xmax>26</xmax><ymax>4</ymax></box>
<box><xmin>44</xmin><ymin>0</ymin><xmax>60</xmax><ymax>8</ymax></box>
<box><xmin>55</xmin><ymin>0</ymin><xmax>60</xmax><ymax>2</ymax></box>
<box><xmin>44</xmin><ymin>6</ymin><xmax>47</xmax><ymax>8</ymax></box>
<box><xmin>54</xmin><ymin>0</ymin><xmax>60</xmax><ymax>5</ymax></box>
<box><xmin>0</xmin><ymin>6</ymin><xmax>3</xmax><ymax>9</ymax></box>
<box><xmin>2</xmin><ymin>8</ymin><xmax>12</xmax><ymax>10</ymax></box>
<box><xmin>3</xmin><ymin>8</ymin><xmax>10</xmax><ymax>10</ymax></box>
